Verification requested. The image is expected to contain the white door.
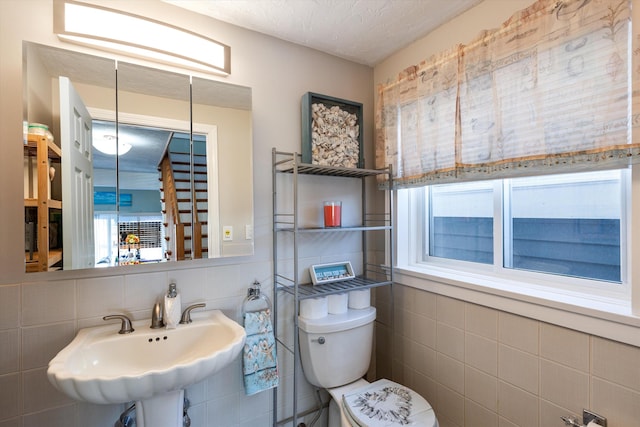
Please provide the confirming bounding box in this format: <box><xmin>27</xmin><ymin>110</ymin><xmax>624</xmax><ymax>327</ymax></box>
<box><xmin>60</xmin><ymin>76</ymin><xmax>95</xmax><ymax>270</ymax></box>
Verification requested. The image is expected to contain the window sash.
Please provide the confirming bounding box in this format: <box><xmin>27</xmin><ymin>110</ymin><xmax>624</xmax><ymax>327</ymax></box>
<box><xmin>415</xmin><ymin>169</ymin><xmax>629</xmax><ymax>299</ymax></box>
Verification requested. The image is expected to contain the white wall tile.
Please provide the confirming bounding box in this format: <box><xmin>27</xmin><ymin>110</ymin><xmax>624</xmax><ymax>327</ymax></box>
<box><xmin>0</xmin><ymin>417</ymin><xmax>22</xmax><ymax>427</ymax></box>
<box><xmin>206</xmin><ymin>394</ymin><xmax>238</xmax><ymax>426</ymax></box>
<box><xmin>0</xmin><ymin>285</ymin><xmax>20</xmax><ymax>329</ymax></box>
<box><xmin>413</xmin><ymin>370</ymin><xmax>438</xmax><ymax>405</ymax></box>
<box><xmin>498</xmin><ymin>344</ymin><xmax>539</xmax><ymax>394</ymax></box>
<box><xmin>592</xmin><ymin>377</ymin><xmax>640</xmax><ymax>427</ymax></box>
<box><xmin>167</xmin><ymin>267</ymin><xmax>207</xmax><ymax>305</ymax></box>
<box><xmin>76</xmin><ymin>276</ymin><xmax>124</xmax><ymax>319</ymax></box>
<box><xmin>394</xmin><ymin>307</ymin><xmax>413</xmax><ymax>339</ymax></box>
<box><xmin>465</xmin><ymin>366</ymin><xmax>498</xmax><ymax>411</ymax></box>
<box><xmin>123</xmin><ymin>271</ymin><xmax>168</xmax><ymax>313</ymax></box>
<box><xmin>497</xmin><ymin>381</ymin><xmax>538</xmax><ymax>427</ymax></box>
<box><xmin>413</xmin><ymin>288</ymin><xmax>437</xmax><ymax>319</ymax></box>
<box><xmin>539</xmin><ymin>399</ymin><xmax>578</xmax><ymax>427</ymax></box>
<box><xmin>21</xmin><ymin>280</ymin><xmax>75</xmax><ymax>326</ymax></box>
<box><xmin>22</xmin><ymin>405</ymin><xmax>75</xmax><ymax>427</ymax></box>
<box><xmin>436</xmin><ymin>296</ymin><xmax>465</xmax><ymax>329</ymax></box>
<box><xmin>592</xmin><ymin>336</ymin><xmax>640</xmax><ymax>392</ymax></box>
<box><xmin>539</xmin><ymin>359</ymin><xmax>589</xmax><ymax>415</ymax></box>
<box><xmin>498</xmin><ymin>416</ymin><xmax>519</xmax><ymax>427</ymax></box>
<box><xmin>436</xmin><ymin>384</ymin><xmax>465</xmax><ymax>427</ymax></box>
<box><xmin>0</xmin><ymin>373</ymin><xmax>21</xmax><ymax>420</ymax></box>
<box><xmin>540</xmin><ymin>323</ymin><xmax>589</xmax><ymax>372</ymax></box>
<box><xmin>206</xmin><ymin>358</ymin><xmax>243</xmax><ymax>400</ymax></box>
<box><xmin>437</xmin><ymin>323</ymin><xmax>465</xmax><ymax>362</ymax></box>
<box><xmin>413</xmin><ymin>313</ymin><xmax>436</xmax><ymax>349</ymax></box>
<box><xmin>21</xmin><ymin>322</ymin><xmax>74</xmax><ymax>370</ymax></box>
<box><xmin>75</xmin><ymin>402</ymin><xmax>123</xmax><ymax>427</ymax></box>
<box><xmin>465</xmin><ymin>332</ymin><xmax>498</xmax><ymax>376</ymax></box>
<box><xmin>414</xmin><ymin>342</ymin><xmax>437</xmax><ymax>378</ymax></box>
<box><xmin>0</xmin><ymin>329</ymin><xmax>19</xmax><ymax>375</ymax></box>
<box><xmin>22</xmin><ymin>367</ymin><xmax>73</xmax><ymax>413</ymax></box>
<box><xmin>465</xmin><ymin>398</ymin><xmax>498</xmax><ymax>427</ymax></box>
<box><xmin>436</xmin><ymin>353</ymin><xmax>465</xmax><ymax>395</ymax></box>
<box><xmin>498</xmin><ymin>312</ymin><xmax>539</xmax><ymax>355</ymax></box>
<box><xmin>466</xmin><ymin>303</ymin><xmax>498</xmax><ymax>340</ymax></box>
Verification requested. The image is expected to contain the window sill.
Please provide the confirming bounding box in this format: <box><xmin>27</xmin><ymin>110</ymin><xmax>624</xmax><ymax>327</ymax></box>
<box><xmin>395</xmin><ymin>265</ymin><xmax>640</xmax><ymax>347</ymax></box>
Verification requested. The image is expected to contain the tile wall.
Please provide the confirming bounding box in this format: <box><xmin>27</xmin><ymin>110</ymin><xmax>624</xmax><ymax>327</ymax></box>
<box><xmin>376</xmin><ymin>284</ymin><xmax>640</xmax><ymax>427</ymax></box>
<box><xmin>0</xmin><ymin>261</ymin><xmax>275</xmax><ymax>427</ymax></box>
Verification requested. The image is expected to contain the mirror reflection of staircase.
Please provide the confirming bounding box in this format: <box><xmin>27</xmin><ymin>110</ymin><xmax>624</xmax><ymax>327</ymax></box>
<box><xmin>158</xmin><ymin>133</ymin><xmax>208</xmax><ymax>260</ymax></box>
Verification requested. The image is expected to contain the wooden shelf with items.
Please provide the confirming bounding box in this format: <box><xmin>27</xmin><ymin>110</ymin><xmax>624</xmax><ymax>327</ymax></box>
<box><xmin>24</xmin><ymin>133</ymin><xmax>63</xmax><ymax>272</ymax></box>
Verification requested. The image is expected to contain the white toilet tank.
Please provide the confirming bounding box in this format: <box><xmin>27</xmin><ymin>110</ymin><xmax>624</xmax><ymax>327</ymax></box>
<box><xmin>298</xmin><ymin>306</ymin><xmax>376</xmax><ymax>389</ymax></box>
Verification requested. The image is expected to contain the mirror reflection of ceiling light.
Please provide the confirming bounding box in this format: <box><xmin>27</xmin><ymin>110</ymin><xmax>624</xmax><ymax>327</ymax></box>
<box><xmin>93</xmin><ymin>135</ymin><xmax>132</xmax><ymax>156</ymax></box>
<box><xmin>53</xmin><ymin>0</ymin><xmax>230</xmax><ymax>75</ymax></box>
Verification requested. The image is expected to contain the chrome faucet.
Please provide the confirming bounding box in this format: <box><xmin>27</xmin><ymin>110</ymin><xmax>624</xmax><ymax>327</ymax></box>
<box><xmin>150</xmin><ymin>302</ymin><xmax>164</xmax><ymax>329</ymax></box>
<box><xmin>180</xmin><ymin>303</ymin><xmax>206</xmax><ymax>324</ymax></box>
<box><xmin>103</xmin><ymin>314</ymin><xmax>135</xmax><ymax>334</ymax></box>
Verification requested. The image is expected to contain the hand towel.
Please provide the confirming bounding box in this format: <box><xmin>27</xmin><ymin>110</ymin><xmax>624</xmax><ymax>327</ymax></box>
<box><xmin>242</xmin><ymin>309</ymin><xmax>279</xmax><ymax>395</ymax></box>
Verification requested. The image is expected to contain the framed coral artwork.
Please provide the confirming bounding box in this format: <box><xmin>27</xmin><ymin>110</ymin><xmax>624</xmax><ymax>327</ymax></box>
<box><xmin>301</xmin><ymin>92</ymin><xmax>363</xmax><ymax>168</ymax></box>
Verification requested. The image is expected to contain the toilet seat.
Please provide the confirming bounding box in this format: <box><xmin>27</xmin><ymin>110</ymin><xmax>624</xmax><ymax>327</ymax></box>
<box><xmin>329</xmin><ymin>379</ymin><xmax>438</xmax><ymax>427</ymax></box>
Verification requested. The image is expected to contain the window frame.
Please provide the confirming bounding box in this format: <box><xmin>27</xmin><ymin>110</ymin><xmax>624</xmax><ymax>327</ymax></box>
<box><xmin>396</xmin><ymin>167</ymin><xmax>634</xmax><ymax>311</ymax></box>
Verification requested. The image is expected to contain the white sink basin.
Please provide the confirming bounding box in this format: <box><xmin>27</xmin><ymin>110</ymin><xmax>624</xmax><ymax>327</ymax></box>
<box><xmin>48</xmin><ymin>309</ymin><xmax>246</xmax><ymax>406</ymax></box>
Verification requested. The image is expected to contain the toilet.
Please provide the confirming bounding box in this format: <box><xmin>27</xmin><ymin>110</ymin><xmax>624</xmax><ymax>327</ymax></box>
<box><xmin>298</xmin><ymin>306</ymin><xmax>439</xmax><ymax>427</ymax></box>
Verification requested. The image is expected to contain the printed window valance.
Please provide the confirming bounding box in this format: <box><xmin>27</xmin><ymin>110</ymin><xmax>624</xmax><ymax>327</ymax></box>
<box><xmin>376</xmin><ymin>0</ymin><xmax>639</xmax><ymax>188</ymax></box>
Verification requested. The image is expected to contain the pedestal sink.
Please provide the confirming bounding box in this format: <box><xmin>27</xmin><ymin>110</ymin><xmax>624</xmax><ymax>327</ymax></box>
<box><xmin>47</xmin><ymin>309</ymin><xmax>246</xmax><ymax>427</ymax></box>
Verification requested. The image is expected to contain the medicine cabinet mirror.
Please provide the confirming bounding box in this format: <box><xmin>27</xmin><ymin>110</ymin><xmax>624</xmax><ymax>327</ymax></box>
<box><xmin>23</xmin><ymin>42</ymin><xmax>254</xmax><ymax>273</ymax></box>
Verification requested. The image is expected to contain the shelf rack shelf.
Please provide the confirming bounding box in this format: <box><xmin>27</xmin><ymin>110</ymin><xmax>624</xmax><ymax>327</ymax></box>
<box><xmin>271</xmin><ymin>148</ymin><xmax>393</xmax><ymax>426</ymax></box>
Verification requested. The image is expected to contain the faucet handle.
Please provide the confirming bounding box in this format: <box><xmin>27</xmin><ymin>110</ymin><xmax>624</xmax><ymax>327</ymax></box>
<box><xmin>103</xmin><ymin>314</ymin><xmax>135</xmax><ymax>334</ymax></box>
<box><xmin>180</xmin><ymin>303</ymin><xmax>206</xmax><ymax>324</ymax></box>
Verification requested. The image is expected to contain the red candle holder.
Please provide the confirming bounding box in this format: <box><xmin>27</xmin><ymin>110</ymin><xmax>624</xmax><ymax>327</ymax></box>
<box><xmin>323</xmin><ymin>201</ymin><xmax>342</xmax><ymax>227</ymax></box>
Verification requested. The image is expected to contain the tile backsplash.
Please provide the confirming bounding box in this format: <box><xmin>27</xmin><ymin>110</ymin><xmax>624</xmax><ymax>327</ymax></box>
<box><xmin>0</xmin><ymin>260</ymin><xmax>274</xmax><ymax>427</ymax></box>
<box><xmin>4</xmin><ymin>272</ymin><xmax>640</xmax><ymax>427</ymax></box>
<box><xmin>379</xmin><ymin>284</ymin><xmax>640</xmax><ymax>427</ymax></box>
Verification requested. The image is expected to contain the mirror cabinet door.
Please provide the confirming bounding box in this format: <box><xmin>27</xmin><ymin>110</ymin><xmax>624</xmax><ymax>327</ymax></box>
<box><xmin>191</xmin><ymin>77</ymin><xmax>253</xmax><ymax>258</ymax></box>
<box><xmin>115</xmin><ymin>62</ymin><xmax>191</xmax><ymax>264</ymax></box>
<box><xmin>24</xmin><ymin>42</ymin><xmax>116</xmax><ymax>272</ymax></box>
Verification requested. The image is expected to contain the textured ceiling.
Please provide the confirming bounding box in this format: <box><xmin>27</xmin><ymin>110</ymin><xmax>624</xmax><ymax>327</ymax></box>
<box><xmin>165</xmin><ymin>0</ymin><xmax>482</xmax><ymax>66</ymax></box>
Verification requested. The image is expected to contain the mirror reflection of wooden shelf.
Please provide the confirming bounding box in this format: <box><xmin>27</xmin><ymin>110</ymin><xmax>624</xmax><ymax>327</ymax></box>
<box><xmin>24</xmin><ymin>133</ymin><xmax>62</xmax><ymax>159</ymax></box>
<box><xmin>23</xmin><ymin>133</ymin><xmax>63</xmax><ymax>272</ymax></box>
<box><xmin>24</xmin><ymin>198</ymin><xmax>62</xmax><ymax>209</ymax></box>
<box><xmin>25</xmin><ymin>249</ymin><xmax>62</xmax><ymax>273</ymax></box>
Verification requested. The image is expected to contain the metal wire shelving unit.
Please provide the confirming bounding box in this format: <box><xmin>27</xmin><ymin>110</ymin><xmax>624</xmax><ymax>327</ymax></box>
<box><xmin>271</xmin><ymin>148</ymin><xmax>393</xmax><ymax>426</ymax></box>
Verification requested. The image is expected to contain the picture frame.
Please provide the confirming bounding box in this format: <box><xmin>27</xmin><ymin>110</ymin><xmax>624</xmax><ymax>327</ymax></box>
<box><xmin>309</xmin><ymin>261</ymin><xmax>355</xmax><ymax>285</ymax></box>
<box><xmin>301</xmin><ymin>92</ymin><xmax>363</xmax><ymax>168</ymax></box>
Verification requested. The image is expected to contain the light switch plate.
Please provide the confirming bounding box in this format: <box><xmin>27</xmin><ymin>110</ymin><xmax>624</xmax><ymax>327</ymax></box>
<box><xmin>222</xmin><ymin>226</ymin><xmax>233</xmax><ymax>241</ymax></box>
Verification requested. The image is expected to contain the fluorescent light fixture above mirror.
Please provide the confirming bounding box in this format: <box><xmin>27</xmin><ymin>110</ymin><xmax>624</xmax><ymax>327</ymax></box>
<box><xmin>53</xmin><ymin>0</ymin><xmax>230</xmax><ymax>75</ymax></box>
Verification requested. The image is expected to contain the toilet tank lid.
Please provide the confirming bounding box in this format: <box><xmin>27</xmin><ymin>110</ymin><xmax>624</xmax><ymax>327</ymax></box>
<box><xmin>299</xmin><ymin>306</ymin><xmax>376</xmax><ymax>333</ymax></box>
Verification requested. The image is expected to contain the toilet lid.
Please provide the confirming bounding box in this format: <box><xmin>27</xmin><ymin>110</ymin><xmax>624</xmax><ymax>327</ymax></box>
<box><xmin>342</xmin><ymin>379</ymin><xmax>437</xmax><ymax>427</ymax></box>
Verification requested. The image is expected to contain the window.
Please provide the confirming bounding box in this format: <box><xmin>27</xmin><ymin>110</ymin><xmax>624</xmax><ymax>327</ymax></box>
<box><xmin>411</xmin><ymin>169</ymin><xmax>628</xmax><ymax>295</ymax></box>
<box><xmin>93</xmin><ymin>213</ymin><xmax>165</xmax><ymax>266</ymax></box>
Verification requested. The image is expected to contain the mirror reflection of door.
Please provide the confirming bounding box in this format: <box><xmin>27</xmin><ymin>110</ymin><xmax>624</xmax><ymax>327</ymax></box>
<box><xmin>59</xmin><ymin>77</ymin><xmax>95</xmax><ymax>270</ymax></box>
